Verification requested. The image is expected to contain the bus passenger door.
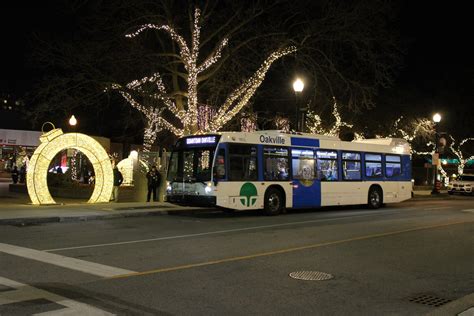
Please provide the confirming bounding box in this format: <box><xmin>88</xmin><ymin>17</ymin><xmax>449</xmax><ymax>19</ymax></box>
<box><xmin>292</xmin><ymin>179</ymin><xmax>321</xmax><ymax>208</ymax></box>
<box><xmin>291</xmin><ymin>149</ymin><xmax>321</xmax><ymax>208</ymax></box>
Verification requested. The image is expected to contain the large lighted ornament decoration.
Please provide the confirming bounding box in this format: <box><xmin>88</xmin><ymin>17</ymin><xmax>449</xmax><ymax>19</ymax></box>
<box><xmin>27</xmin><ymin>123</ymin><xmax>113</xmax><ymax>204</ymax></box>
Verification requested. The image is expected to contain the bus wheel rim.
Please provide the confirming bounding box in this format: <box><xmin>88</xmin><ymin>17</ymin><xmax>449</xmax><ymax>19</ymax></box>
<box><xmin>371</xmin><ymin>191</ymin><xmax>380</xmax><ymax>205</ymax></box>
<box><xmin>268</xmin><ymin>194</ymin><xmax>280</xmax><ymax>211</ymax></box>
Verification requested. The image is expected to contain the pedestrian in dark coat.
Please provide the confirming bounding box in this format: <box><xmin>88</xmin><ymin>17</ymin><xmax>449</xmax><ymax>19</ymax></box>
<box><xmin>146</xmin><ymin>166</ymin><xmax>161</xmax><ymax>202</ymax></box>
<box><xmin>110</xmin><ymin>166</ymin><xmax>123</xmax><ymax>202</ymax></box>
<box><xmin>19</xmin><ymin>165</ymin><xmax>26</xmax><ymax>183</ymax></box>
<box><xmin>11</xmin><ymin>166</ymin><xmax>19</xmax><ymax>184</ymax></box>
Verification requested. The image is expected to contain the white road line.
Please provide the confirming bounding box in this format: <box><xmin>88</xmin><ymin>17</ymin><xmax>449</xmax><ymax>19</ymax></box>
<box><xmin>0</xmin><ymin>276</ymin><xmax>114</xmax><ymax>315</ymax></box>
<box><xmin>0</xmin><ymin>243</ymin><xmax>135</xmax><ymax>278</ymax></box>
<box><xmin>461</xmin><ymin>209</ymin><xmax>474</xmax><ymax>213</ymax></box>
<box><xmin>423</xmin><ymin>206</ymin><xmax>453</xmax><ymax>211</ymax></box>
<box><xmin>45</xmin><ymin>211</ymin><xmax>400</xmax><ymax>252</ymax></box>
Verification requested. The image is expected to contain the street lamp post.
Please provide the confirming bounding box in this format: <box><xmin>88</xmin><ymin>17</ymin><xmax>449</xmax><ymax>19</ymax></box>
<box><xmin>431</xmin><ymin>113</ymin><xmax>442</xmax><ymax>194</ymax></box>
<box><xmin>292</xmin><ymin>78</ymin><xmax>304</xmax><ymax>131</ymax></box>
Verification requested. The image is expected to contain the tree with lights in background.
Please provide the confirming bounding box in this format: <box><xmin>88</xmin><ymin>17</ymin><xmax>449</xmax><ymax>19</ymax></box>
<box><xmin>447</xmin><ymin>137</ymin><xmax>474</xmax><ymax>175</ymax></box>
<box><xmin>110</xmin><ymin>7</ymin><xmax>295</xmax><ymax>149</ymax></box>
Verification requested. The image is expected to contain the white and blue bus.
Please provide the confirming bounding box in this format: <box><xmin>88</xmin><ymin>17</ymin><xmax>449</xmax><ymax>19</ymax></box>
<box><xmin>166</xmin><ymin>131</ymin><xmax>412</xmax><ymax>215</ymax></box>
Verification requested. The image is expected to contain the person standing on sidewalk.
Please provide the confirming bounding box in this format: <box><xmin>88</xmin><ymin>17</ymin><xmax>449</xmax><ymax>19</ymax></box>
<box><xmin>11</xmin><ymin>166</ymin><xmax>19</xmax><ymax>184</ymax></box>
<box><xmin>19</xmin><ymin>165</ymin><xmax>26</xmax><ymax>183</ymax></box>
<box><xmin>111</xmin><ymin>166</ymin><xmax>123</xmax><ymax>202</ymax></box>
<box><xmin>146</xmin><ymin>165</ymin><xmax>161</xmax><ymax>202</ymax></box>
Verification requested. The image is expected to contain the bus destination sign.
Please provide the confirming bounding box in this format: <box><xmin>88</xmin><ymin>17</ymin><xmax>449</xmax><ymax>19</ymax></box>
<box><xmin>186</xmin><ymin>136</ymin><xmax>217</xmax><ymax>145</ymax></box>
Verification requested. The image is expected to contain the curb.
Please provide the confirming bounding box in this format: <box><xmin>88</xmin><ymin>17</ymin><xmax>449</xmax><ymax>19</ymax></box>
<box><xmin>0</xmin><ymin>208</ymin><xmax>192</xmax><ymax>226</ymax></box>
<box><xmin>412</xmin><ymin>194</ymin><xmax>474</xmax><ymax>201</ymax></box>
<box><xmin>0</xmin><ymin>206</ymin><xmax>209</xmax><ymax>227</ymax></box>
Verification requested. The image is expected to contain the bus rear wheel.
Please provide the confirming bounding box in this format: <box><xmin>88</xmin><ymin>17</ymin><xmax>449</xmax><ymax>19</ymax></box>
<box><xmin>368</xmin><ymin>186</ymin><xmax>383</xmax><ymax>209</ymax></box>
<box><xmin>264</xmin><ymin>188</ymin><xmax>284</xmax><ymax>216</ymax></box>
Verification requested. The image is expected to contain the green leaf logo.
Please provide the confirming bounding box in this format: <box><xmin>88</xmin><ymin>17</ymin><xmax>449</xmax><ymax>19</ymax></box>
<box><xmin>239</xmin><ymin>182</ymin><xmax>258</xmax><ymax>207</ymax></box>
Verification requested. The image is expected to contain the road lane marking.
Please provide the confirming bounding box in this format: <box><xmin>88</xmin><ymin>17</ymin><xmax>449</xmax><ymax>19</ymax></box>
<box><xmin>0</xmin><ymin>243</ymin><xmax>135</xmax><ymax>278</ymax></box>
<box><xmin>0</xmin><ymin>276</ymin><xmax>113</xmax><ymax>315</ymax></box>
<box><xmin>461</xmin><ymin>209</ymin><xmax>474</xmax><ymax>213</ymax></box>
<box><xmin>44</xmin><ymin>211</ymin><xmax>400</xmax><ymax>252</ymax></box>
<box><xmin>108</xmin><ymin>219</ymin><xmax>474</xmax><ymax>280</ymax></box>
<box><xmin>423</xmin><ymin>206</ymin><xmax>453</xmax><ymax>211</ymax></box>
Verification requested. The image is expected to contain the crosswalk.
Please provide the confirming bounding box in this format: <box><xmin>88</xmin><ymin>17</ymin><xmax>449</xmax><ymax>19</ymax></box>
<box><xmin>0</xmin><ymin>243</ymin><xmax>135</xmax><ymax>278</ymax></box>
<box><xmin>0</xmin><ymin>276</ymin><xmax>113</xmax><ymax>315</ymax></box>
<box><xmin>0</xmin><ymin>242</ymin><xmax>133</xmax><ymax>315</ymax></box>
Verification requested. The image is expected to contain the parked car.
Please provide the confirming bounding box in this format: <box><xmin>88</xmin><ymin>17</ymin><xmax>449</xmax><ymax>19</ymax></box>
<box><xmin>447</xmin><ymin>174</ymin><xmax>474</xmax><ymax>195</ymax></box>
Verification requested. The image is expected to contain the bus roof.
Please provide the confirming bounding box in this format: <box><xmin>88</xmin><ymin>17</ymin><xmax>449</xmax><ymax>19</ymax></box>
<box><xmin>213</xmin><ymin>130</ymin><xmax>411</xmax><ymax>155</ymax></box>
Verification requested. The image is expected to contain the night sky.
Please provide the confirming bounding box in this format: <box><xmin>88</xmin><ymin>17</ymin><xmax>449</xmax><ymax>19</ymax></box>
<box><xmin>1</xmin><ymin>1</ymin><xmax>473</xmax><ymax>137</ymax></box>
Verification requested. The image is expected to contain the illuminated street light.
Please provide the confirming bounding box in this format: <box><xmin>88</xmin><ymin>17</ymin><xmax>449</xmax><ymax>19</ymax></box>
<box><xmin>431</xmin><ymin>112</ymin><xmax>442</xmax><ymax>194</ymax></box>
<box><xmin>293</xmin><ymin>78</ymin><xmax>305</xmax><ymax>131</ymax></box>
<box><xmin>69</xmin><ymin>115</ymin><xmax>77</xmax><ymax>126</ymax></box>
<box><xmin>293</xmin><ymin>78</ymin><xmax>304</xmax><ymax>92</ymax></box>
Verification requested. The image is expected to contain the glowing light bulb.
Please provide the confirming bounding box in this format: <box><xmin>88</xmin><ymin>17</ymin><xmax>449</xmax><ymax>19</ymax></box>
<box><xmin>69</xmin><ymin>115</ymin><xmax>77</xmax><ymax>126</ymax></box>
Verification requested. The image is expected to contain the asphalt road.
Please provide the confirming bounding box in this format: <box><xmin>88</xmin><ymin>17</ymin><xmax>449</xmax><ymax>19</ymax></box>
<box><xmin>0</xmin><ymin>198</ymin><xmax>473</xmax><ymax>315</ymax></box>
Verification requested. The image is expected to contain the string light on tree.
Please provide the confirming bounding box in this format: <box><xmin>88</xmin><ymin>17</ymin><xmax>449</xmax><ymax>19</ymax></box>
<box><xmin>240</xmin><ymin>113</ymin><xmax>257</xmax><ymax>132</ymax></box>
<box><xmin>197</xmin><ymin>104</ymin><xmax>217</xmax><ymax>131</ymax></box>
<box><xmin>209</xmin><ymin>46</ymin><xmax>296</xmax><ymax>132</ymax></box>
<box><xmin>306</xmin><ymin>97</ymin><xmax>352</xmax><ymax>136</ymax></box>
<box><xmin>389</xmin><ymin>116</ymin><xmax>434</xmax><ymax>143</ymax></box>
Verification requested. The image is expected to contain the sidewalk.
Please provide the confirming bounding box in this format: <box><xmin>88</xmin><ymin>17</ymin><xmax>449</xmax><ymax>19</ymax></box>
<box><xmin>0</xmin><ymin>200</ymin><xmax>208</xmax><ymax>226</ymax></box>
<box><xmin>0</xmin><ymin>180</ymin><xmax>206</xmax><ymax>225</ymax></box>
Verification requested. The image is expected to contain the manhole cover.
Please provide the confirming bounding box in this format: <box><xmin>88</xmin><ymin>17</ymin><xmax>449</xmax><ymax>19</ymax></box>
<box><xmin>289</xmin><ymin>271</ymin><xmax>333</xmax><ymax>281</ymax></box>
<box><xmin>408</xmin><ymin>294</ymin><xmax>452</xmax><ymax>307</ymax></box>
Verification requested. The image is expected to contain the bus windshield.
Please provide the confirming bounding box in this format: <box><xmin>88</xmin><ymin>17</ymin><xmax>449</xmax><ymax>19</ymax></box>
<box><xmin>167</xmin><ymin>147</ymin><xmax>215</xmax><ymax>182</ymax></box>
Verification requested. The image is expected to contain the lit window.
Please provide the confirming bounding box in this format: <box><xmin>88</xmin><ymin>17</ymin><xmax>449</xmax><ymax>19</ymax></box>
<box><xmin>316</xmin><ymin>150</ymin><xmax>338</xmax><ymax>181</ymax></box>
<box><xmin>342</xmin><ymin>152</ymin><xmax>361</xmax><ymax>180</ymax></box>
<box><xmin>365</xmin><ymin>153</ymin><xmax>382</xmax><ymax>177</ymax></box>
<box><xmin>385</xmin><ymin>155</ymin><xmax>402</xmax><ymax>177</ymax></box>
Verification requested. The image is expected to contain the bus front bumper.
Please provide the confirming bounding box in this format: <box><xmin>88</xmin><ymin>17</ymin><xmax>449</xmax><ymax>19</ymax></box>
<box><xmin>166</xmin><ymin>194</ymin><xmax>216</xmax><ymax>206</ymax></box>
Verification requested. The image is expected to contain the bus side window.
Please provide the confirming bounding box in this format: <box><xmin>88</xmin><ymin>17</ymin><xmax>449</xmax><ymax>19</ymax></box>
<box><xmin>365</xmin><ymin>153</ymin><xmax>383</xmax><ymax>178</ymax></box>
<box><xmin>316</xmin><ymin>150</ymin><xmax>338</xmax><ymax>181</ymax></box>
<box><xmin>264</xmin><ymin>147</ymin><xmax>289</xmax><ymax>181</ymax></box>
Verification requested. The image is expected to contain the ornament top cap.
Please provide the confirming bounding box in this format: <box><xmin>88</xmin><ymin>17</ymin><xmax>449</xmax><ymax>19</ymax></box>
<box><xmin>40</xmin><ymin>123</ymin><xmax>63</xmax><ymax>143</ymax></box>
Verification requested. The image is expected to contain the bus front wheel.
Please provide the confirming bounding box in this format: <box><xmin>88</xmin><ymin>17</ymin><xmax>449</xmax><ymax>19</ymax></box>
<box><xmin>368</xmin><ymin>186</ymin><xmax>383</xmax><ymax>209</ymax></box>
<box><xmin>264</xmin><ymin>188</ymin><xmax>284</xmax><ymax>216</ymax></box>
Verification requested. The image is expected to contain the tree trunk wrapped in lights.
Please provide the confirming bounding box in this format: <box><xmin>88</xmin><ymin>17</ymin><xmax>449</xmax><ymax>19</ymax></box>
<box><xmin>447</xmin><ymin>136</ymin><xmax>474</xmax><ymax>175</ymax></box>
<box><xmin>306</xmin><ymin>97</ymin><xmax>352</xmax><ymax>136</ymax></box>
<box><xmin>111</xmin><ymin>7</ymin><xmax>296</xmax><ymax>148</ymax></box>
